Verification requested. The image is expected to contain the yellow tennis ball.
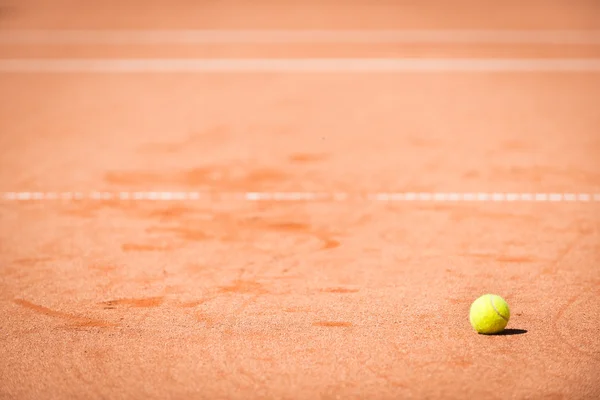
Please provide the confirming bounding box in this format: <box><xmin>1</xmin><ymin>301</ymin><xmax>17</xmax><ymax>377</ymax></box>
<box><xmin>469</xmin><ymin>294</ymin><xmax>510</xmax><ymax>334</ymax></box>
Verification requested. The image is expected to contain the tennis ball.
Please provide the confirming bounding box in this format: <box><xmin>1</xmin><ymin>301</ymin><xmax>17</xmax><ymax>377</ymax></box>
<box><xmin>469</xmin><ymin>294</ymin><xmax>510</xmax><ymax>334</ymax></box>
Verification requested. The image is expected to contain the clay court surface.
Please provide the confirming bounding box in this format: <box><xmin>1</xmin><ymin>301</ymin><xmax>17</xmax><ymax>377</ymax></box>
<box><xmin>1</xmin><ymin>1</ymin><xmax>600</xmax><ymax>399</ymax></box>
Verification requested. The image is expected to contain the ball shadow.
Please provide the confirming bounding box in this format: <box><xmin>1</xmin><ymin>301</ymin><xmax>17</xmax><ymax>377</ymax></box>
<box><xmin>486</xmin><ymin>328</ymin><xmax>528</xmax><ymax>336</ymax></box>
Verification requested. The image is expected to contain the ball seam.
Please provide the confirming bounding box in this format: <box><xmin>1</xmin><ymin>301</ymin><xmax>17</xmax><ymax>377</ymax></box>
<box><xmin>488</xmin><ymin>295</ymin><xmax>508</xmax><ymax>321</ymax></box>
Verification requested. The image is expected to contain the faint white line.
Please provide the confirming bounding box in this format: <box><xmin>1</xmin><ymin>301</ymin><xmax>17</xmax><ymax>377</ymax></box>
<box><xmin>549</xmin><ymin>193</ymin><xmax>564</xmax><ymax>202</ymax></box>
<box><xmin>245</xmin><ymin>192</ymin><xmax>265</xmax><ymax>201</ymax></box>
<box><xmin>420</xmin><ymin>192</ymin><xmax>433</xmax><ymax>201</ymax></box>
<box><xmin>447</xmin><ymin>193</ymin><xmax>461</xmax><ymax>201</ymax></box>
<box><xmin>1</xmin><ymin>30</ymin><xmax>600</xmax><ymax>45</ymax></box>
<box><xmin>578</xmin><ymin>193</ymin><xmax>591</xmax><ymax>202</ymax></box>
<box><xmin>16</xmin><ymin>192</ymin><xmax>31</xmax><ymax>200</ymax></box>
<box><xmin>492</xmin><ymin>193</ymin><xmax>505</xmax><ymax>201</ymax></box>
<box><xmin>521</xmin><ymin>193</ymin><xmax>534</xmax><ymax>201</ymax></box>
<box><xmin>2</xmin><ymin>58</ymin><xmax>600</xmax><ymax>73</ymax></box>
<box><xmin>505</xmin><ymin>193</ymin><xmax>519</xmax><ymax>201</ymax></box>
<box><xmin>89</xmin><ymin>191</ymin><xmax>113</xmax><ymax>200</ymax></box>
<box><xmin>2</xmin><ymin>192</ymin><xmax>600</xmax><ymax>203</ymax></box>
<box><xmin>476</xmin><ymin>193</ymin><xmax>490</xmax><ymax>201</ymax></box>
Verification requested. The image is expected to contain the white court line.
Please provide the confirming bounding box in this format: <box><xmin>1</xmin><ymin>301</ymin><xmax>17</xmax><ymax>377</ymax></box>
<box><xmin>1</xmin><ymin>30</ymin><xmax>600</xmax><ymax>45</ymax></box>
<box><xmin>2</xmin><ymin>58</ymin><xmax>600</xmax><ymax>73</ymax></box>
<box><xmin>1</xmin><ymin>192</ymin><xmax>600</xmax><ymax>203</ymax></box>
